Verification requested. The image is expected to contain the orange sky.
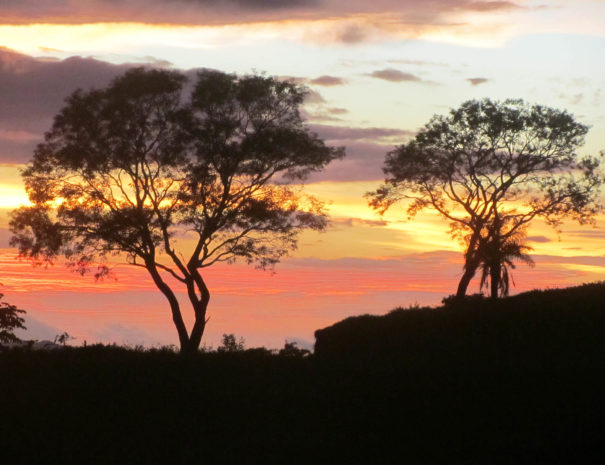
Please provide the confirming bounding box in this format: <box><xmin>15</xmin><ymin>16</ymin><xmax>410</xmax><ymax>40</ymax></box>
<box><xmin>1</xmin><ymin>0</ymin><xmax>605</xmax><ymax>348</ymax></box>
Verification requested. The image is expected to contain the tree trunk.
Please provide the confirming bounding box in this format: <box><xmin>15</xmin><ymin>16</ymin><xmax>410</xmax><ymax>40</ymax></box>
<box><xmin>456</xmin><ymin>264</ymin><xmax>477</xmax><ymax>299</ymax></box>
<box><xmin>456</xmin><ymin>249</ymin><xmax>481</xmax><ymax>299</ymax></box>
<box><xmin>184</xmin><ymin>268</ymin><xmax>211</xmax><ymax>353</ymax></box>
<box><xmin>187</xmin><ymin>295</ymin><xmax>209</xmax><ymax>353</ymax></box>
<box><xmin>146</xmin><ymin>263</ymin><xmax>190</xmax><ymax>350</ymax></box>
<box><xmin>180</xmin><ymin>337</ymin><xmax>201</xmax><ymax>354</ymax></box>
<box><xmin>456</xmin><ymin>227</ymin><xmax>483</xmax><ymax>300</ymax></box>
<box><xmin>490</xmin><ymin>262</ymin><xmax>500</xmax><ymax>299</ymax></box>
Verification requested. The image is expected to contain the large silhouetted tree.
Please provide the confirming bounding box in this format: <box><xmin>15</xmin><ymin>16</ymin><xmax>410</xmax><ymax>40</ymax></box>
<box><xmin>10</xmin><ymin>68</ymin><xmax>343</xmax><ymax>352</ymax></box>
<box><xmin>368</xmin><ymin>99</ymin><xmax>603</xmax><ymax>299</ymax></box>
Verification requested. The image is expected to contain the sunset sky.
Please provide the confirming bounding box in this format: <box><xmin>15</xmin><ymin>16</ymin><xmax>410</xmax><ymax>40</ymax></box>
<box><xmin>1</xmin><ymin>0</ymin><xmax>605</xmax><ymax>349</ymax></box>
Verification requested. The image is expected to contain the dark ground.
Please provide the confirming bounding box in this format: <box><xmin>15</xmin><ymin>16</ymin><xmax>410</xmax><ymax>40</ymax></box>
<box><xmin>2</xmin><ymin>282</ymin><xmax>605</xmax><ymax>464</ymax></box>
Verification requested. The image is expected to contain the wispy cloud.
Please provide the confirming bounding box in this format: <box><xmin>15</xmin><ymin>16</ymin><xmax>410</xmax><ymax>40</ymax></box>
<box><xmin>311</xmin><ymin>124</ymin><xmax>413</xmax><ymax>143</ymax></box>
<box><xmin>367</xmin><ymin>68</ymin><xmax>423</xmax><ymax>82</ymax></box>
<box><xmin>527</xmin><ymin>236</ymin><xmax>552</xmax><ymax>243</ymax></box>
<box><xmin>310</xmin><ymin>75</ymin><xmax>347</xmax><ymax>86</ymax></box>
<box><xmin>466</xmin><ymin>77</ymin><xmax>489</xmax><ymax>85</ymax></box>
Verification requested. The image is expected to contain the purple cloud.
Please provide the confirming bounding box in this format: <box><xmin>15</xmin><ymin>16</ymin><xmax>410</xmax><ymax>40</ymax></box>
<box><xmin>0</xmin><ymin>0</ymin><xmax>523</xmax><ymax>27</ymax></box>
<box><xmin>467</xmin><ymin>77</ymin><xmax>490</xmax><ymax>86</ymax></box>
<box><xmin>310</xmin><ymin>75</ymin><xmax>347</xmax><ymax>86</ymax></box>
<box><xmin>0</xmin><ymin>48</ymin><xmax>136</xmax><ymax>163</ymax></box>
<box><xmin>367</xmin><ymin>68</ymin><xmax>422</xmax><ymax>82</ymax></box>
<box><xmin>311</xmin><ymin>124</ymin><xmax>413</xmax><ymax>142</ymax></box>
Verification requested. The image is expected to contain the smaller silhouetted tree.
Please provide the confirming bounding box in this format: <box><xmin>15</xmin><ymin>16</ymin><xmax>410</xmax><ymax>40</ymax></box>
<box><xmin>0</xmin><ymin>293</ymin><xmax>26</xmax><ymax>344</ymax></box>
<box><xmin>368</xmin><ymin>99</ymin><xmax>603</xmax><ymax>299</ymax></box>
<box><xmin>54</xmin><ymin>331</ymin><xmax>74</xmax><ymax>346</ymax></box>
<box><xmin>217</xmin><ymin>333</ymin><xmax>245</xmax><ymax>353</ymax></box>
<box><xmin>477</xmin><ymin>219</ymin><xmax>534</xmax><ymax>298</ymax></box>
<box><xmin>279</xmin><ymin>341</ymin><xmax>310</xmax><ymax>358</ymax></box>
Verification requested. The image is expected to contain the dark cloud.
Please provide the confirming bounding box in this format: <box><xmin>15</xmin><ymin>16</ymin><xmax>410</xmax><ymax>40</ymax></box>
<box><xmin>0</xmin><ymin>0</ymin><xmax>316</xmax><ymax>24</ymax></box>
<box><xmin>303</xmin><ymin>111</ymin><xmax>344</xmax><ymax>123</ymax></box>
<box><xmin>467</xmin><ymin>77</ymin><xmax>489</xmax><ymax>85</ymax></box>
<box><xmin>388</xmin><ymin>59</ymin><xmax>449</xmax><ymax>67</ymax></box>
<box><xmin>0</xmin><ymin>48</ymin><xmax>135</xmax><ymax>163</ymax></box>
<box><xmin>305</xmin><ymin>124</ymin><xmax>416</xmax><ymax>181</ymax></box>
<box><xmin>276</xmin><ymin>75</ymin><xmax>308</xmax><ymax>85</ymax></box>
<box><xmin>307</xmin><ymin>141</ymin><xmax>392</xmax><ymax>182</ymax></box>
<box><xmin>310</xmin><ymin>75</ymin><xmax>347</xmax><ymax>86</ymax></box>
<box><xmin>527</xmin><ymin>236</ymin><xmax>552</xmax><ymax>243</ymax></box>
<box><xmin>224</xmin><ymin>0</ymin><xmax>316</xmax><ymax>9</ymax></box>
<box><xmin>0</xmin><ymin>48</ymin><xmax>395</xmax><ymax>183</ymax></box>
<box><xmin>564</xmin><ymin>229</ymin><xmax>605</xmax><ymax>240</ymax></box>
<box><xmin>311</xmin><ymin>124</ymin><xmax>413</xmax><ymax>142</ymax></box>
<box><xmin>304</xmin><ymin>89</ymin><xmax>327</xmax><ymax>105</ymax></box>
<box><xmin>467</xmin><ymin>1</ymin><xmax>520</xmax><ymax>12</ymax></box>
<box><xmin>0</xmin><ymin>0</ymin><xmax>525</xmax><ymax>26</ymax></box>
<box><xmin>533</xmin><ymin>254</ymin><xmax>605</xmax><ymax>268</ymax></box>
<box><xmin>367</xmin><ymin>68</ymin><xmax>422</xmax><ymax>82</ymax></box>
<box><xmin>0</xmin><ymin>49</ymin><xmax>215</xmax><ymax>163</ymax></box>
<box><xmin>336</xmin><ymin>24</ymin><xmax>369</xmax><ymax>44</ymax></box>
<box><xmin>139</xmin><ymin>56</ymin><xmax>173</xmax><ymax>68</ymax></box>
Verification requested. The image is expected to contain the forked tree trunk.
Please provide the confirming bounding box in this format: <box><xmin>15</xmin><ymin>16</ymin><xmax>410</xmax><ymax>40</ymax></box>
<box><xmin>146</xmin><ymin>262</ymin><xmax>210</xmax><ymax>353</ymax></box>
<box><xmin>146</xmin><ymin>262</ymin><xmax>190</xmax><ymax>349</ymax></box>
<box><xmin>184</xmin><ymin>269</ymin><xmax>211</xmax><ymax>353</ymax></box>
<box><xmin>184</xmin><ymin>297</ymin><xmax>209</xmax><ymax>354</ymax></box>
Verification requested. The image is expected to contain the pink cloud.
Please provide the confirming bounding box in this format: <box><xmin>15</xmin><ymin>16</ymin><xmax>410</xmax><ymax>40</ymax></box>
<box><xmin>367</xmin><ymin>68</ymin><xmax>422</xmax><ymax>82</ymax></box>
<box><xmin>310</xmin><ymin>75</ymin><xmax>347</xmax><ymax>86</ymax></box>
<box><xmin>467</xmin><ymin>77</ymin><xmax>490</xmax><ymax>85</ymax></box>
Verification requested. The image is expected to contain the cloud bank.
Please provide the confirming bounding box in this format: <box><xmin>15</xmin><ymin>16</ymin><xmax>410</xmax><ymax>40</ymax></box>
<box><xmin>0</xmin><ymin>0</ymin><xmax>524</xmax><ymax>26</ymax></box>
<box><xmin>0</xmin><ymin>48</ymin><xmax>134</xmax><ymax>163</ymax></box>
<box><xmin>0</xmin><ymin>48</ymin><xmax>413</xmax><ymax>182</ymax></box>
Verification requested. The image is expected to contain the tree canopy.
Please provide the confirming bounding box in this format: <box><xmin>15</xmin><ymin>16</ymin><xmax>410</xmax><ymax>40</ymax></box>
<box><xmin>368</xmin><ymin>98</ymin><xmax>603</xmax><ymax>298</ymax></box>
<box><xmin>10</xmin><ymin>68</ymin><xmax>344</xmax><ymax>352</ymax></box>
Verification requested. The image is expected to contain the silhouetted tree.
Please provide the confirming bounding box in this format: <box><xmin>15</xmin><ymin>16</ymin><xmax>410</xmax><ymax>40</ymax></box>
<box><xmin>368</xmin><ymin>99</ymin><xmax>603</xmax><ymax>299</ymax></box>
<box><xmin>477</xmin><ymin>218</ymin><xmax>534</xmax><ymax>298</ymax></box>
<box><xmin>217</xmin><ymin>333</ymin><xmax>245</xmax><ymax>353</ymax></box>
<box><xmin>10</xmin><ymin>68</ymin><xmax>343</xmax><ymax>353</ymax></box>
<box><xmin>54</xmin><ymin>331</ymin><xmax>74</xmax><ymax>346</ymax></box>
<box><xmin>279</xmin><ymin>341</ymin><xmax>310</xmax><ymax>358</ymax></box>
<box><xmin>0</xmin><ymin>293</ymin><xmax>26</xmax><ymax>344</ymax></box>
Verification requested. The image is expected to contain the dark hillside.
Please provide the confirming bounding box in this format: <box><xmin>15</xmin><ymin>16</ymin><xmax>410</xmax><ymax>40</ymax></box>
<box><xmin>1</xmin><ymin>283</ymin><xmax>604</xmax><ymax>464</ymax></box>
<box><xmin>312</xmin><ymin>282</ymin><xmax>605</xmax><ymax>463</ymax></box>
<box><xmin>315</xmin><ymin>282</ymin><xmax>605</xmax><ymax>363</ymax></box>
